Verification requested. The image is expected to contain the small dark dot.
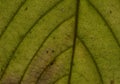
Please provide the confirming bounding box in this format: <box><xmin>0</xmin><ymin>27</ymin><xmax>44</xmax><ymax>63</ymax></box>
<box><xmin>50</xmin><ymin>61</ymin><xmax>54</xmax><ymax>65</ymax></box>
<box><xmin>52</xmin><ymin>50</ymin><xmax>55</xmax><ymax>53</ymax></box>
<box><xmin>46</xmin><ymin>50</ymin><xmax>49</xmax><ymax>53</ymax></box>
<box><xmin>110</xmin><ymin>10</ymin><xmax>112</xmax><ymax>14</ymax></box>
<box><xmin>25</xmin><ymin>7</ymin><xmax>28</xmax><ymax>11</ymax></box>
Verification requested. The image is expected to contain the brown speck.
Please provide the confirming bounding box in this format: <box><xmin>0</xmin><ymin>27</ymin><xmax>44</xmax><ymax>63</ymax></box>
<box><xmin>25</xmin><ymin>7</ymin><xmax>28</xmax><ymax>11</ymax></box>
<box><xmin>50</xmin><ymin>61</ymin><xmax>54</xmax><ymax>65</ymax></box>
<box><xmin>110</xmin><ymin>10</ymin><xmax>112</xmax><ymax>14</ymax></box>
<box><xmin>52</xmin><ymin>50</ymin><xmax>55</xmax><ymax>53</ymax></box>
<box><xmin>46</xmin><ymin>50</ymin><xmax>49</xmax><ymax>53</ymax></box>
<box><xmin>110</xmin><ymin>80</ymin><xmax>114</xmax><ymax>84</ymax></box>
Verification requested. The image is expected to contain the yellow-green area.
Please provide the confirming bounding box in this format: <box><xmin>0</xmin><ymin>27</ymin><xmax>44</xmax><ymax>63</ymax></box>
<box><xmin>0</xmin><ymin>0</ymin><xmax>120</xmax><ymax>84</ymax></box>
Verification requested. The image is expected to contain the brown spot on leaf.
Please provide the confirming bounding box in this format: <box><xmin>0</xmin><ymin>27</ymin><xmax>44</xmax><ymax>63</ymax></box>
<box><xmin>24</xmin><ymin>7</ymin><xmax>28</xmax><ymax>11</ymax></box>
<box><xmin>110</xmin><ymin>80</ymin><xmax>114</xmax><ymax>84</ymax></box>
<box><xmin>52</xmin><ymin>50</ymin><xmax>55</xmax><ymax>53</ymax></box>
<box><xmin>46</xmin><ymin>50</ymin><xmax>49</xmax><ymax>53</ymax></box>
<box><xmin>110</xmin><ymin>10</ymin><xmax>112</xmax><ymax>14</ymax></box>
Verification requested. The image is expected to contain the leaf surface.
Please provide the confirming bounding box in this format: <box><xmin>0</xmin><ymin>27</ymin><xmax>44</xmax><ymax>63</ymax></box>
<box><xmin>0</xmin><ymin>0</ymin><xmax>120</xmax><ymax>84</ymax></box>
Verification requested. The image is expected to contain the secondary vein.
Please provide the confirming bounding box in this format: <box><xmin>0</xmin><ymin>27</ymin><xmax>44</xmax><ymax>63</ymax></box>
<box><xmin>53</xmin><ymin>74</ymin><xmax>68</xmax><ymax>84</ymax></box>
<box><xmin>0</xmin><ymin>0</ymin><xmax>27</xmax><ymax>39</ymax></box>
<box><xmin>77</xmin><ymin>36</ymin><xmax>104</xmax><ymax>84</ymax></box>
<box><xmin>19</xmin><ymin>16</ymin><xmax>74</xmax><ymax>84</ymax></box>
<box><xmin>36</xmin><ymin>46</ymin><xmax>71</xmax><ymax>84</ymax></box>
<box><xmin>0</xmin><ymin>0</ymin><xmax>63</xmax><ymax>81</ymax></box>
<box><xmin>87</xmin><ymin>0</ymin><xmax>120</xmax><ymax>48</ymax></box>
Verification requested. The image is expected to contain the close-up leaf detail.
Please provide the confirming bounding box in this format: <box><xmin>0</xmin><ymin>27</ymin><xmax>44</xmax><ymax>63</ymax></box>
<box><xmin>0</xmin><ymin>0</ymin><xmax>120</xmax><ymax>84</ymax></box>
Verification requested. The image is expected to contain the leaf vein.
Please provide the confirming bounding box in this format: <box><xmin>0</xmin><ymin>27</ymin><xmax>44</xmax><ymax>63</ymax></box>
<box><xmin>77</xmin><ymin>36</ymin><xmax>104</xmax><ymax>84</ymax></box>
<box><xmin>0</xmin><ymin>0</ymin><xmax>64</xmax><ymax>80</ymax></box>
<box><xmin>0</xmin><ymin>0</ymin><xmax>27</xmax><ymax>39</ymax></box>
<box><xmin>53</xmin><ymin>74</ymin><xmax>68</xmax><ymax>84</ymax></box>
<box><xmin>68</xmin><ymin>0</ymin><xmax>79</xmax><ymax>84</ymax></box>
<box><xmin>36</xmin><ymin>47</ymin><xmax>71</xmax><ymax>84</ymax></box>
<box><xmin>19</xmin><ymin>16</ymin><xmax>74</xmax><ymax>84</ymax></box>
<box><xmin>87</xmin><ymin>0</ymin><xmax>120</xmax><ymax>48</ymax></box>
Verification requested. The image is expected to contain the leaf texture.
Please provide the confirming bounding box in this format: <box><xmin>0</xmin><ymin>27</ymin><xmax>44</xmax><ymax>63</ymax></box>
<box><xmin>0</xmin><ymin>0</ymin><xmax>120</xmax><ymax>84</ymax></box>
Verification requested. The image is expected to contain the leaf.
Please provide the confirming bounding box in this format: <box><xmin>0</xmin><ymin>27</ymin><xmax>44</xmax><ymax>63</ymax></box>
<box><xmin>0</xmin><ymin>0</ymin><xmax>120</xmax><ymax>84</ymax></box>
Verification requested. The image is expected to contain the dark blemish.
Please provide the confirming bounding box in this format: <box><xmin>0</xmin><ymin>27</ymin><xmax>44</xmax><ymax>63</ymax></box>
<box><xmin>52</xmin><ymin>50</ymin><xmax>55</xmax><ymax>53</ymax></box>
<box><xmin>50</xmin><ymin>61</ymin><xmax>54</xmax><ymax>65</ymax></box>
<box><xmin>110</xmin><ymin>80</ymin><xmax>114</xmax><ymax>84</ymax></box>
<box><xmin>46</xmin><ymin>50</ymin><xmax>49</xmax><ymax>53</ymax></box>
<box><xmin>25</xmin><ymin>7</ymin><xmax>28</xmax><ymax>11</ymax></box>
<box><xmin>110</xmin><ymin>10</ymin><xmax>112</xmax><ymax>14</ymax></box>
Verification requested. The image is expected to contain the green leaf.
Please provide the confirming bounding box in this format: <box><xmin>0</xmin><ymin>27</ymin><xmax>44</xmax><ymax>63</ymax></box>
<box><xmin>0</xmin><ymin>0</ymin><xmax>120</xmax><ymax>84</ymax></box>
